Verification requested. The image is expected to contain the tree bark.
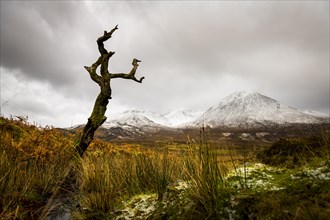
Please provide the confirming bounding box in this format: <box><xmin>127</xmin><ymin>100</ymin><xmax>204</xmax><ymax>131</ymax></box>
<box><xmin>74</xmin><ymin>25</ymin><xmax>145</xmax><ymax>156</ymax></box>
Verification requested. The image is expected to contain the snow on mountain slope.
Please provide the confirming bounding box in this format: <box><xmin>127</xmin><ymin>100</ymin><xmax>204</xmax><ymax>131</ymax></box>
<box><xmin>99</xmin><ymin>91</ymin><xmax>328</xmax><ymax>132</ymax></box>
<box><xmin>106</xmin><ymin>110</ymin><xmax>168</xmax><ymax>126</ymax></box>
<box><xmin>191</xmin><ymin>91</ymin><xmax>328</xmax><ymax>128</ymax></box>
<box><xmin>163</xmin><ymin>109</ymin><xmax>204</xmax><ymax>126</ymax></box>
<box><xmin>104</xmin><ymin>109</ymin><xmax>203</xmax><ymax>128</ymax></box>
<box><xmin>301</xmin><ymin>110</ymin><xmax>329</xmax><ymax>118</ymax></box>
<box><xmin>103</xmin><ymin>110</ymin><xmax>168</xmax><ymax>134</ymax></box>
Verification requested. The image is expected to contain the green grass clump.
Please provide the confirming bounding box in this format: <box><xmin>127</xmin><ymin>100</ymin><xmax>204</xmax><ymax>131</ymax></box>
<box><xmin>231</xmin><ymin>164</ymin><xmax>330</xmax><ymax>219</ymax></box>
<box><xmin>257</xmin><ymin>135</ymin><xmax>330</xmax><ymax>168</ymax></box>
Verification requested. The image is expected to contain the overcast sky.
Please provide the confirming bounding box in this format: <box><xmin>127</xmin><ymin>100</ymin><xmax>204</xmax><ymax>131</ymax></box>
<box><xmin>1</xmin><ymin>1</ymin><xmax>329</xmax><ymax>127</ymax></box>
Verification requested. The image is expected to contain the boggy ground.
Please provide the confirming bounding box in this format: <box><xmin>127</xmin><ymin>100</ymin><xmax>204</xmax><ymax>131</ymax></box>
<box><xmin>0</xmin><ymin>116</ymin><xmax>329</xmax><ymax>219</ymax></box>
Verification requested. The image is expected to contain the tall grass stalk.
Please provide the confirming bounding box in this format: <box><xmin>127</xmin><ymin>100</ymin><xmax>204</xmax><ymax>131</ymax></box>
<box><xmin>183</xmin><ymin>127</ymin><xmax>231</xmax><ymax>218</ymax></box>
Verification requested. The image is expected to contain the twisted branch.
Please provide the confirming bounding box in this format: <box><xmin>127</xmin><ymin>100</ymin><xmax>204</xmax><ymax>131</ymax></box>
<box><xmin>110</xmin><ymin>58</ymin><xmax>145</xmax><ymax>83</ymax></box>
<box><xmin>84</xmin><ymin>25</ymin><xmax>145</xmax><ymax>85</ymax></box>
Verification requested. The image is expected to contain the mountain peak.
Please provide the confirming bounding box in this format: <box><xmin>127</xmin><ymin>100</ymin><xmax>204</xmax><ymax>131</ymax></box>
<box><xmin>218</xmin><ymin>90</ymin><xmax>266</xmax><ymax>107</ymax></box>
<box><xmin>232</xmin><ymin>90</ymin><xmax>259</xmax><ymax>97</ymax></box>
<box><xmin>225</xmin><ymin>90</ymin><xmax>264</xmax><ymax>100</ymax></box>
<box><xmin>192</xmin><ymin>91</ymin><xmax>325</xmax><ymax>128</ymax></box>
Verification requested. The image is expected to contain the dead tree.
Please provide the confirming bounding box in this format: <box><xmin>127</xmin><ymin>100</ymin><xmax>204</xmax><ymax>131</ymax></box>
<box><xmin>74</xmin><ymin>25</ymin><xmax>145</xmax><ymax>156</ymax></box>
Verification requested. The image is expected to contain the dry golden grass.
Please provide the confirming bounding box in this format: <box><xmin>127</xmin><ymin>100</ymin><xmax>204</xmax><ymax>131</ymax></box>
<box><xmin>1</xmin><ymin>116</ymin><xmax>329</xmax><ymax>220</ymax></box>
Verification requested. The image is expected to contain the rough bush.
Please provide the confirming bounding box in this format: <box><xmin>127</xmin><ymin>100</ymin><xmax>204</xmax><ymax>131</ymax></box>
<box><xmin>257</xmin><ymin>136</ymin><xmax>329</xmax><ymax>168</ymax></box>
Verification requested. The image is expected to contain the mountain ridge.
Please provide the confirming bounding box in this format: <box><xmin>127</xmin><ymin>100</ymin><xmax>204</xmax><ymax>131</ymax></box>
<box><xmin>68</xmin><ymin>91</ymin><xmax>329</xmax><ymax>134</ymax></box>
<box><xmin>104</xmin><ymin>109</ymin><xmax>204</xmax><ymax>129</ymax></box>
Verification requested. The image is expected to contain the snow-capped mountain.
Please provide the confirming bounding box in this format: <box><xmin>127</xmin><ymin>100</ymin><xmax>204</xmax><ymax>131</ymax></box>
<box><xmin>103</xmin><ymin>110</ymin><xmax>168</xmax><ymax>134</ymax></box>
<box><xmin>190</xmin><ymin>91</ymin><xmax>328</xmax><ymax>128</ymax></box>
<box><xmin>102</xmin><ymin>91</ymin><xmax>328</xmax><ymax>131</ymax></box>
<box><xmin>106</xmin><ymin>110</ymin><xmax>168</xmax><ymax>126</ymax></box>
<box><xmin>104</xmin><ymin>109</ymin><xmax>203</xmax><ymax>129</ymax></box>
<box><xmin>69</xmin><ymin>91</ymin><xmax>328</xmax><ymax>139</ymax></box>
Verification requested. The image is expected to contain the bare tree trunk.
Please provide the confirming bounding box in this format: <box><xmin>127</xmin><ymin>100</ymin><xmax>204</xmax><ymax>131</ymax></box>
<box><xmin>74</xmin><ymin>25</ymin><xmax>145</xmax><ymax>156</ymax></box>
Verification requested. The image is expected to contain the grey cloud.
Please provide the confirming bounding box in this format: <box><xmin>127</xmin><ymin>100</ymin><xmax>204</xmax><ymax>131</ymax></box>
<box><xmin>1</xmin><ymin>1</ymin><xmax>329</xmax><ymax>126</ymax></box>
<box><xmin>1</xmin><ymin>1</ymin><xmax>95</xmax><ymax>86</ymax></box>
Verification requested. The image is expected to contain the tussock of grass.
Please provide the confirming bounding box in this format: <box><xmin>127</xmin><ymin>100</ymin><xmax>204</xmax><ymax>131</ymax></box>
<box><xmin>180</xmin><ymin>133</ymin><xmax>232</xmax><ymax>219</ymax></box>
<box><xmin>257</xmin><ymin>135</ymin><xmax>330</xmax><ymax>168</ymax></box>
<box><xmin>72</xmin><ymin>149</ymin><xmax>178</xmax><ymax>219</ymax></box>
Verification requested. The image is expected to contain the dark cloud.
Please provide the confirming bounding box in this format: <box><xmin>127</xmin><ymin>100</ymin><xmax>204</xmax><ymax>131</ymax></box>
<box><xmin>0</xmin><ymin>1</ymin><xmax>329</xmax><ymax>126</ymax></box>
<box><xmin>1</xmin><ymin>1</ymin><xmax>98</xmax><ymax>86</ymax></box>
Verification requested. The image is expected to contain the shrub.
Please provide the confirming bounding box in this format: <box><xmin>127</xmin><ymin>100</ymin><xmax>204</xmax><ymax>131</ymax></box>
<box><xmin>257</xmin><ymin>135</ymin><xmax>330</xmax><ymax>168</ymax></box>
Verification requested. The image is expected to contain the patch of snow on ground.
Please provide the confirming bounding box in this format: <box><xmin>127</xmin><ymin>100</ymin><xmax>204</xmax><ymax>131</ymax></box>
<box><xmin>174</xmin><ymin>180</ymin><xmax>190</xmax><ymax>190</ymax></box>
<box><xmin>114</xmin><ymin>193</ymin><xmax>157</xmax><ymax>220</ymax></box>
<box><xmin>227</xmin><ymin>162</ymin><xmax>330</xmax><ymax>192</ymax></box>
<box><xmin>222</xmin><ymin>132</ymin><xmax>232</xmax><ymax>137</ymax></box>
<box><xmin>226</xmin><ymin>163</ymin><xmax>284</xmax><ymax>190</ymax></box>
<box><xmin>291</xmin><ymin>166</ymin><xmax>330</xmax><ymax>180</ymax></box>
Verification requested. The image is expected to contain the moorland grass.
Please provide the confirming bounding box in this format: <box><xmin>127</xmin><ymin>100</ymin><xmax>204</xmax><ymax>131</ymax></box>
<box><xmin>0</xmin><ymin>116</ymin><xmax>74</xmax><ymax>219</ymax></box>
<box><xmin>1</xmin><ymin>116</ymin><xmax>329</xmax><ymax>219</ymax></box>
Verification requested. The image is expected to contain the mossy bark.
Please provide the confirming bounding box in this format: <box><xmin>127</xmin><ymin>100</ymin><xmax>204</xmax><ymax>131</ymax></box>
<box><xmin>74</xmin><ymin>25</ymin><xmax>144</xmax><ymax>156</ymax></box>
